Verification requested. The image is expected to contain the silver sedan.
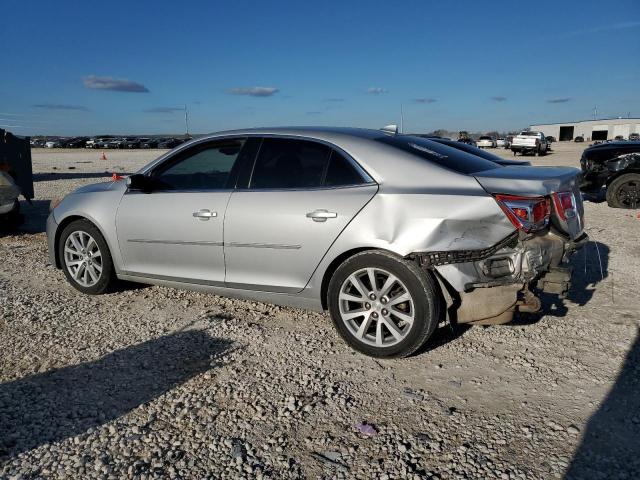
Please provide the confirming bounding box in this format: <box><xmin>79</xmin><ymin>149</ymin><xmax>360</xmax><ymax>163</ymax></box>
<box><xmin>47</xmin><ymin>127</ymin><xmax>587</xmax><ymax>357</ymax></box>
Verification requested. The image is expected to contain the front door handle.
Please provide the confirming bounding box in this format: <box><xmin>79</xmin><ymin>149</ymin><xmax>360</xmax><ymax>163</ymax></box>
<box><xmin>193</xmin><ymin>209</ymin><xmax>217</xmax><ymax>221</ymax></box>
<box><xmin>306</xmin><ymin>209</ymin><xmax>337</xmax><ymax>222</ymax></box>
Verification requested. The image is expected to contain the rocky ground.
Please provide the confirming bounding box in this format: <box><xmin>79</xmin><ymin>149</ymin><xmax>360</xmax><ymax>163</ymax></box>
<box><xmin>1</xmin><ymin>143</ymin><xmax>639</xmax><ymax>479</ymax></box>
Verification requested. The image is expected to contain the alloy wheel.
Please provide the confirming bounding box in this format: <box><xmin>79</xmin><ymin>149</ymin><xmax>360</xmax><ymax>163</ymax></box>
<box><xmin>63</xmin><ymin>230</ymin><xmax>103</xmax><ymax>287</ymax></box>
<box><xmin>617</xmin><ymin>179</ymin><xmax>639</xmax><ymax>208</ymax></box>
<box><xmin>338</xmin><ymin>267</ymin><xmax>415</xmax><ymax>347</ymax></box>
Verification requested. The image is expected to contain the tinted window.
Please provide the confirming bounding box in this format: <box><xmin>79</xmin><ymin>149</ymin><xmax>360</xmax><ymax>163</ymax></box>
<box><xmin>154</xmin><ymin>140</ymin><xmax>244</xmax><ymax>190</ymax></box>
<box><xmin>250</xmin><ymin>139</ymin><xmax>330</xmax><ymax>189</ymax></box>
<box><xmin>324</xmin><ymin>150</ymin><xmax>365</xmax><ymax>186</ymax></box>
<box><xmin>376</xmin><ymin>135</ymin><xmax>500</xmax><ymax>174</ymax></box>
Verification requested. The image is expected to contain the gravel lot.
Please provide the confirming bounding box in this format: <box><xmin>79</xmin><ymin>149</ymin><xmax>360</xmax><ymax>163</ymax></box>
<box><xmin>1</xmin><ymin>142</ymin><xmax>639</xmax><ymax>479</ymax></box>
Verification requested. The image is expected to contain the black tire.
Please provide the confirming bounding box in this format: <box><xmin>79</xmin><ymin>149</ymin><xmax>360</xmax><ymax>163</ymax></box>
<box><xmin>606</xmin><ymin>173</ymin><xmax>640</xmax><ymax>209</ymax></box>
<box><xmin>58</xmin><ymin>219</ymin><xmax>117</xmax><ymax>294</ymax></box>
<box><xmin>327</xmin><ymin>251</ymin><xmax>441</xmax><ymax>358</ymax></box>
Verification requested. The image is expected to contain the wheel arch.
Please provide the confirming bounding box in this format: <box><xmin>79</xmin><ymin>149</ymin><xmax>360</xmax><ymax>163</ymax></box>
<box><xmin>53</xmin><ymin>215</ymin><xmax>112</xmax><ymax>269</ymax></box>
<box><xmin>605</xmin><ymin>169</ymin><xmax>640</xmax><ymax>188</ymax></box>
<box><xmin>319</xmin><ymin>246</ymin><xmax>444</xmax><ymax>310</ymax></box>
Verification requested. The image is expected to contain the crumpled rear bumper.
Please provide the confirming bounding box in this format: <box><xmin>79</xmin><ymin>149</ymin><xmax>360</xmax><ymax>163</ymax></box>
<box><xmin>413</xmin><ymin>230</ymin><xmax>588</xmax><ymax>325</ymax></box>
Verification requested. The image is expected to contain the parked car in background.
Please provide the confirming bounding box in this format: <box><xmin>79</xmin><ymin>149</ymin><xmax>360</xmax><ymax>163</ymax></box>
<box><xmin>575</xmin><ymin>136</ymin><xmax>584</xmax><ymax>143</ymax></box>
<box><xmin>580</xmin><ymin>140</ymin><xmax>640</xmax><ymax>208</ymax></box>
<box><xmin>47</xmin><ymin>127</ymin><xmax>587</xmax><ymax>358</ymax></box>
<box><xmin>614</xmin><ymin>135</ymin><xmax>625</xmax><ymax>141</ymax></box>
<box><xmin>546</xmin><ymin>136</ymin><xmax>556</xmax><ymax>142</ymax></box>
<box><xmin>476</xmin><ymin>136</ymin><xmax>497</xmax><ymax>148</ymax></box>
<box><xmin>0</xmin><ymin>171</ymin><xmax>22</xmax><ymax>228</ymax></box>
<box><xmin>140</xmin><ymin>138</ymin><xmax>160</xmax><ymax>149</ymax></box>
<box><xmin>457</xmin><ymin>137</ymin><xmax>477</xmax><ymax>146</ymax></box>
<box><xmin>45</xmin><ymin>139</ymin><xmax>61</xmax><ymax>148</ymax></box>
<box><xmin>93</xmin><ymin>138</ymin><xmax>112</xmax><ymax>149</ymax></box>
<box><xmin>157</xmin><ymin>138</ymin><xmax>185</xmax><ymax>149</ymax></box>
<box><xmin>496</xmin><ymin>138</ymin><xmax>507</xmax><ymax>148</ymax></box>
<box><xmin>511</xmin><ymin>131</ymin><xmax>547</xmax><ymax>156</ymax></box>
<box><xmin>67</xmin><ymin>137</ymin><xmax>89</xmax><ymax>148</ymax></box>
<box><xmin>30</xmin><ymin>139</ymin><xmax>46</xmax><ymax>148</ymax></box>
<box><xmin>630</xmin><ymin>133</ymin><xmax>640</xmax><ymax>141</ymax></box>
<box><xmin>546</xmin><ymin>136</ymin><xmax>553</xmax><ymax>151</ymax></box>
<box><xmin>105</xmin><ymin>138</ymin><xmax>124</xmax><ymax>149</ymax></box>
<box><xmin>121</xmin><ymin>137</ymin><xmax>140</xmax><ymax>149</ymax></box>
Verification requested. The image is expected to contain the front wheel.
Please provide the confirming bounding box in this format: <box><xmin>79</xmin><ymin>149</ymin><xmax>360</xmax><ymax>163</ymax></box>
<box><xmin>58</xmin><ymin>219</ymin><xmax>117</xmax><ymax>294</ymax></box>
<box><xmin>327</xmin><ymin>251</ymin><xmax>441</xmax><ymax>358</ymax></box>
<box><xmin>606</xmin><ymin>173</ymin><xmax>640</xmax><ymax>209</ymax></box>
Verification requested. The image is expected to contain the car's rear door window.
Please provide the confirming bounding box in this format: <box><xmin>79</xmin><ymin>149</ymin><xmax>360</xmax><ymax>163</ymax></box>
<box><xmin>376</xmin><ymin>135</ymin><xmax>501</xmax><ymax>174</ymax></box>
<box><xmin>250</xmin><ymin>139</ymin><xmax>330</xmax><ymax>189</ymax></box>
<box><xmin>249</xmin><ymin>138</ymin><xmax>368</xmax><ymax>189</ymax></box>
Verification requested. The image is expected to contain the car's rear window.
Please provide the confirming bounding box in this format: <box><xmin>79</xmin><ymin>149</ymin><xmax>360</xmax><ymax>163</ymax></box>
<box><xmin>375</xmin><ymin>135</ymin><xmax>501</xmax><ymax>174</ymax></box>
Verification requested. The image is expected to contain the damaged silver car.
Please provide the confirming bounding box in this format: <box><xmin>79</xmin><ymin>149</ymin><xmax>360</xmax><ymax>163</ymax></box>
<box><xmin>47</xmin><ymin>128</ymin><xmax>587</xmax><ymax>357</ymax></box>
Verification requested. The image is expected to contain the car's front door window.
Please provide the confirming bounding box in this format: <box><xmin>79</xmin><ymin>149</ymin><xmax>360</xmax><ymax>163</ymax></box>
<box><xmin>153</xmin><ymin>140</ymin><xmax>245</xmax><ymax>191</ymax></box>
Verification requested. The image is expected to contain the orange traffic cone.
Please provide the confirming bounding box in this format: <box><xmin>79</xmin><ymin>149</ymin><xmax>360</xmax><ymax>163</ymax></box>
<box><xmin>100</xmin><ymin>152</ymin><xmax>107</xmax><ymax>160</ymax></box>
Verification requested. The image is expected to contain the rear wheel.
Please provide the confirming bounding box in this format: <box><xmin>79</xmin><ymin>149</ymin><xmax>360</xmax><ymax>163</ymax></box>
<box><xmin>58</xmin><ymin>219</ymin><xmax>117</xmax><ymax>294</ymax></box>
<box><xmin>327</xmin><ymin>251</ymin><xmax>440</xmax><ymax>358</ymax></box>
<box><xmin>607</xmin><ymin>173</ymin><xmax>640</xmax><ymax>209</ymax></box>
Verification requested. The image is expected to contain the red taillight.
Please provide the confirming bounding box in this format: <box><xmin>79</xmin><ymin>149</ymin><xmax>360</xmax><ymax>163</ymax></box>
<box><xmin>552</xmin><ymin>191</ymin><xmax>576</xmax><ymax>221</ymax></box>
<box><xmin>494</xmin><ymin>194</ymin><xmax>550</xmax><ymax>232</ymax></box>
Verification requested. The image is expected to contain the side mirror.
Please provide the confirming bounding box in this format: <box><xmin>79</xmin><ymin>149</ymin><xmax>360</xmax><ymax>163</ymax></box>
<box><xmin>126</xmin><ymin>174</ymin><xmax>154</xmax><ymax>192</ymax></box>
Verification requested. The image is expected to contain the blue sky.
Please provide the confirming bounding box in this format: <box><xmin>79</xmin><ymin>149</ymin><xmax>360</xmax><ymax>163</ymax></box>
<box><xmin>2</xmin><ymin>0</ymin><xmax>639</xmax><ymax>135</ymax></box>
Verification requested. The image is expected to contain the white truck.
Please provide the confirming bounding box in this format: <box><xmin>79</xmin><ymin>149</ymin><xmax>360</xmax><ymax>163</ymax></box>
<box><xmin>510</xmin><ymin>131</ymin><xmax>548</xmax><ymax>156</ymax></box>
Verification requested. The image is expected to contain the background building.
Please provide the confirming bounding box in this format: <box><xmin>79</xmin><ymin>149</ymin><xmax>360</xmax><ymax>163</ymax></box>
<box><xmin>530</xmin><ymin>118</ymin><xmax>640</xmax><ymax>141</ymax></box>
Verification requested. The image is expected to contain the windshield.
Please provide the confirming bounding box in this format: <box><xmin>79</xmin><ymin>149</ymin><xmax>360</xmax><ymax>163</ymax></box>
<box><xmin>520</xmin><ymin>131</ymin><xmax>539</xmax><ymax>136</ymax></box>
<box><xmin>479</xmin><ymin>136</ymin><xmax>492</xmax><ymax>140</ymax></box>
<box><xmin>376</xmin><ymin>135</ymin><xmax>501</xmax><ymax>174</ymax></box>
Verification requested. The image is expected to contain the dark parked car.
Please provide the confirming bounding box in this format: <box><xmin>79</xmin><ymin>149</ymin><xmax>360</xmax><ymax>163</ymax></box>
<box><xmin>140</xmin><ymin>138</ymin><xmax>160</xmax><ymax>149</ymax></box>
<box><xmin>580</xmin><ymin>141</ymin><xmax>640</xmax><ymax>208</ymax></box>
<box><xmin>546</xmin><ymin>136</ymin><xmax>556</xmax><ymax>142</ymax></box>
<box><xmin>575</xmin><ymin>136</ymin><xmax>584</xmax><ymax>143</ymax></box>
<box><xmin>630</xmin><ymin>133</ymin><xmax>640</xmax><ymax>141</ymax></box>
<box><xmin>122</xmin><ymin>137</ymin><xmax>141</xmax><ymax>149</ymax></box>
<box><xmin>66</xmin><ymin>137</ymin><xmax>89</xmax><ymax>148</ymax></box>
<box><xmin>157</xmin><ymin>138</ymin><xmax>185</xmax><ymax>149</ymax></box>
<box><xmin>457</xmin><ymin>137</ymin><xmax>476</xmax><ymax>146</ymax></box>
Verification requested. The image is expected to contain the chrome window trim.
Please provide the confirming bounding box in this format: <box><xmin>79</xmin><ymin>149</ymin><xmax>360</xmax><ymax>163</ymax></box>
<box><xmin>140</xmin><ymin>133</ymin><xmax>376</xmax><ymax>186</ymax></box>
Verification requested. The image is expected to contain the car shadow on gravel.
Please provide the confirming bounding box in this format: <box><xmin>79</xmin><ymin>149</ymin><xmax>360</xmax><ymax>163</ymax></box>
<box><xmin>565</xmin><ymin>330</ymin><xmax>640</xmax><ymax>478</ymax></box>
<box><xmin>511</xmin><ymin>240</ymin><xmax>610</xmax><ymax>325</ymax></box>
<box><xmin>0</xmin><ymin>330</ymin><xmax>232</xmax><ymax>460</ymax></box>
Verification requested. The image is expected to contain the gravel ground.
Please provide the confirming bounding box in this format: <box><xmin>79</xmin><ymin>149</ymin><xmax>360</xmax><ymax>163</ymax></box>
<box><xmin>1</xmin><ymin>143</ymin><xmax>639</xmax><ymax>479</ymax></box>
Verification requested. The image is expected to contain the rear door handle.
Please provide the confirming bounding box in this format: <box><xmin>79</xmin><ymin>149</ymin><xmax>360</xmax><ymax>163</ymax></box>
<box><xmin>306</xmin><ymin>209</ymin><xmax>337</xmax><ymax>222</ymax></box>
<box><xmin>193</xmin><ymin>209</ymin><xmax>217</xmax><ymax>221</ymax></box>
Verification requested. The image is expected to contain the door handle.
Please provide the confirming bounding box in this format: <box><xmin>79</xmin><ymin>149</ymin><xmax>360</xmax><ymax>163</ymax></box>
<box><xmin>306</xmin><ymin>209</ymin><xmax>337</xmax><ymax>222</ymax></box>
<box><xmin>193</xmin><ymin>209</ymin><xmax>217</xmax><ymax>221</ymax></box>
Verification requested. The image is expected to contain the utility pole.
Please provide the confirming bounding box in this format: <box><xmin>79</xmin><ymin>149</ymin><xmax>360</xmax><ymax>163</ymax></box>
<box><xmin>184</xmin><ymin>104</ymin><xmax>189</xmax><ymax>137</ymax></box>
<box><xmin>400</xmin><ymin>104</ymin><xmax>404</xmax><ymax>134</ymax></box>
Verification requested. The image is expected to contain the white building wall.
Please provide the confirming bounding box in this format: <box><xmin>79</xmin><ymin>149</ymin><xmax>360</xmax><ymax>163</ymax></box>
<box><xmin>530</xmin><ymin>118</ymin><xmax>640</xmax><ymax>140</ymax></box>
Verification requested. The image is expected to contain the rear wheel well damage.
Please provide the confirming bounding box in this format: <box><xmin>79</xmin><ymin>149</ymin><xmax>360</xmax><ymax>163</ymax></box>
<box><xmin>53</xmin><ymin>215</ymin><xmax>94</xmax><ymax>268</ymax></box>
